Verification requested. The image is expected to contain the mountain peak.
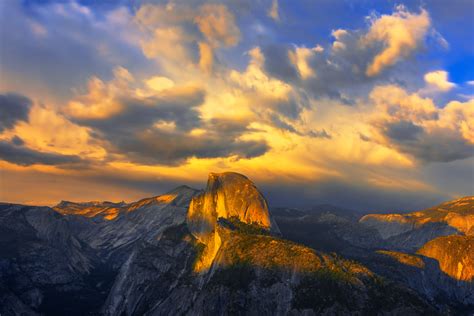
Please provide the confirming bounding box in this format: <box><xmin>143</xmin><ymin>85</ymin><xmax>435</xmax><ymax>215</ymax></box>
<box><xmin>187</xmin><ymin>172</ymin><xmax>272</xmax><ymax>235</ymax></box>
<box><xmin>186</xmin><ymin>172</ymin><xmax>274</xmax><ymax>271</ymax></box>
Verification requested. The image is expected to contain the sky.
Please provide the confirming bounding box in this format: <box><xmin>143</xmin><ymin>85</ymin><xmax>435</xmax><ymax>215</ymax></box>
<box><xmin>0</xmin><ymin>0</ymin><xmax>473</xmax><ymax>211</ymax></box>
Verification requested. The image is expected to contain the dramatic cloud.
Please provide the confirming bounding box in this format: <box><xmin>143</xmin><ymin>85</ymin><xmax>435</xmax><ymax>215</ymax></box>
<box><xmin>288</xmin><ymin>45</ymin><xmax>323</xmax><ymax>79</ymax></box>
<box><xmin>1</xmin><ymin>0</ymin><xmax>472</xmax><ymax>209</ymax></box>
<box><xmin>369</xmin><ymin>85</ymin><xmax>474</xmax><ymax>162</ymax></box>
<box><xmin>66</xmin><ymin>68</ymin><xmax>269</xmax><ymax>165</ymax></box>
<box><xmin>0</xmin><ymin>93</ymin><xmax>32</xmax><ymax>132</ymax></box>
<box><xmin>363</xmin><ymin>6</ymin><xmax>430</xmax><ymax>76</ymax></box>
<box><xmin>0</xmin><ymin>137</ymin><xmax>82</xmax><ymax>166</ymax></box>
<box><xmin>135</xmin><ymin>2</ymin><xmax>240</xmax><ymax>72</ymax></box>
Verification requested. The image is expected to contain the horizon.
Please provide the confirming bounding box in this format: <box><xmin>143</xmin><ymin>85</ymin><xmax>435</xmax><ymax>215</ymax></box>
<box><xmin>2</xmin><ymin>171</ymin><xmax>472</xmax><ymax>214</ymax></box>
<box><xmin>1</xmin><ymin>0</ymin><xmax>473</xmax><ymax>210</ymax></box>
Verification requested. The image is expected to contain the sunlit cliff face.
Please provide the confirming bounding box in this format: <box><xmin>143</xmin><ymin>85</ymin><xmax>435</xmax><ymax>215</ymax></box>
<box><xmin>187</xmin><ymin>172</ymin><xmax>274</xmax><ymax>271</ymax></box>
<box><xmin>0</xmin><ymin>1</ymin><xmax>473</xmax><ymax>208</ymax></box>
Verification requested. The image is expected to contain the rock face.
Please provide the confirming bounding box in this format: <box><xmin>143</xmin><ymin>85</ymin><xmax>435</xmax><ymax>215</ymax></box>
<box><xmin>187</xmin><ymin>172</ymin><xmax>273</xmax><ymax>235</ymax></box>
<box><xmin>356</xmin><ymin>249</ymin><xmax>474</xmax><ymax>312</ymax></box>
<box><xmin>418</xmin><ymin>235</ymin><xmax>474</xmax><ymax>281</ymax></box>
<box><xmin>359</xmin><ymin>196</ymin><xmax>474</xmax><ymax>250</ymax></box>
<box><xmin>103</xmin><ymin>221</ymin><xmax>437</xmax><ymax>316</ymax></box>
<box><xmin>0</xmin><ymin>204</ymin><xmax>101</xmax><ymax>315</ymax></box>
<box><xmin>187</xmin><ymin>172</ymin><xmax>277</xmax><ymax>271</ymax></box>
<box><xmin>54</xmin><ymin>200</ymin><xmax>127</xmax><ymax>220</ymax></box>
<box><xmin>57</xmin><ymin>185</ymin><xmax>198</xmax><ymax>267</ymax></box>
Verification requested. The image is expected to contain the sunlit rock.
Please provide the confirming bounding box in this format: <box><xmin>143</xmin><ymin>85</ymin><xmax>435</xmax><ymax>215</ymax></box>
<box><xmin>187</xmin><ymin>172</ymin><xmax>275</xmax><ymax>271</ymax></box>
<box><xmin>418</xmin><ymin>235</ymin><xmax>474</xmax><ymax>281</ymax></box>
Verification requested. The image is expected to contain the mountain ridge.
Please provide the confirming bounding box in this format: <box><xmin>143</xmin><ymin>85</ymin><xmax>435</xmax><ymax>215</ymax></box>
<box><xmin>0</xmin><ymin>173</ymin><xmax>472</xmax><ymax>315</ymax></box>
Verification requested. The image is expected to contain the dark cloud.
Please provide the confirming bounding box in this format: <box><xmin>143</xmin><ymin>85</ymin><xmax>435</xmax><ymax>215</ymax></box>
<box><xmin>261</xmin><ymin>44</ymin><xmax>299</xmax><ymax>82</ymax></box>
<box><xmin>0</xmin><ymin>93</ymin><xmax>32</xmax><ymax>132</ymax></box>
<box><xmin>115</xmin><ymin>126</ymin><xmax>269</xmax><ymax>165</ymax></box>
<box><xmin>71</xmin><ymin>89</ymin><xmax>269</xmax><ymax>165</ymax></box>
<box><xmin>267</xmin><ymin>113</ymin><xmax>330</xmax><ymax>138</ymax></box>
<box><xmin>11</xmin><ymin>135</ymin><xmax>25</xmax><ymax>146</ymax></box>
<box><xmin>307</xmin><ymin>129</ymin><xmax>331</xmax><ymax>139</ymax></box>
<box><xmin>384</xmin><ymin>121</ymin><xmax>423</xmax><ymax>141</ymax></box>
<box><xmin>273</xmin><ymin>94</ymin><xmax>309</xmax><ymax>120</ymax></box>
<box><xmin>0</xmin><ymin>139</ymin><xmax>82</xmax><ymax>166</ymax></box>
<box><xmin>257</xmin><ymin>29</ymin><xmax>393</xmax><ymax>105</ymax></box>
<box><xmin>379</xmin><ymin>122</ymin><xmax>474</xmax><ymax>163</ymax></box>
<box><xmin>75</xmin><ymin>87</ymin><xmax>205</xmax><ymax>133</ymax></box>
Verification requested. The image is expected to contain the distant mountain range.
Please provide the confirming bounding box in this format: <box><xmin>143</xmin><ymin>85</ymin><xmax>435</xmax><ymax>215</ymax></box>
<box><xmin>0</xmin><ymin>173</ymin><xmax>472</xmax><ymax>315</ymax></box>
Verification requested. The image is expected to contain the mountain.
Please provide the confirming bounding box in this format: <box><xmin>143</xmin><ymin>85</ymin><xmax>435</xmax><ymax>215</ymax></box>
<box><xmin>1</xmin><ymin>172</ymin><xmax>472</xmax><ymax>315</ymax></box>
<box><xmin>274</xmin><ymin>196</ymin><xmax>474</xmax><ymax>313</ymax></box>
<box><xmin>103</xmin><ymin>173</ymin><xmax>436</xmax><ymax>315</ymax></box>
<box><xmin>54</xmin><ymin>200</ymin><xmax>127</xmax><ymax>220</ymax></box>
<box><xmin>272</xmin><ymin>206</ymin><xmax>385</xmax><ymax>253</ymax></box>
<box><xmin>359</xmin><ymin>196</ymin><xmax>474</xmax><ymax>250</ymax></box>
<box><xmin>0</xmin><ymin>203</ymin><xmax>100</xmax><ymax>315</ymax></box>
<box><xmin>0</xmin><ymin>186</ymin><xmax>198</xmax><ymax>315</ymax></box>
<box><xmin>55</xmin><ymin>185</ymin><xmax>198</xmax><ymax>267</ymax></box>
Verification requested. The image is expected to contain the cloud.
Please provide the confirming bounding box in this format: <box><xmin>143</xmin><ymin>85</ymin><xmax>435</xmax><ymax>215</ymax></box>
<box><xmin>424</xmin><ymin>70</ymin><xmax>456</xmax><ymax>92</ymax></box>
<box><xmin>288</xmin><ymin>45</ymin><xmax>323</xmax><ymax>79</ymax></box>
<box><xmin>331</xmin><ymin>29</ymin><xmax>349</xmax><ymax>52</ymax></box>
<box><xmin>369</xmin><ymin>85</ymin><xmax>474</xmax><ymax>162</ymax></box>
<box><xmin>0</xmin><ymin>137</ymin><xmax>82</xmax><ymax>166</ymax></box>
<box><xmin>229</xmin><ymin>47</ymin><xmax>322</xmax><ymax>136</ymax></box>
<box><xmin>135</xmin><ymin>2</ymin><xmax>240</xmax><ymax>73</ymax></box>
<box><xmin>67</xmin><ymin>68</ymin><xmax>269</xmax><ymax>165</ymax></box>
<box><xmin>195</xmin><ymin>4</ymin><xmax>240</xmax><ymax>47</ymax></box>
<box><xmin>268</xmin><ymin>0</ymin><xmax>279</xmax><ymax>21</ymax></box>
<box><xmin>66</xmin><ymin>67</ymin><xmax>133</xmax><ymax>119</ymax></box>
<box><xmin>145</xmin><ymin>76</ymin><xmax>175</xmax><ymax>93</ymax></box>
<box><xmin>363</xmin><ymin>6</ymin><xmax>431</xmax><ymax>76</ymax></box>
<box><xmin>384</xmin><ymin>120</ymin><xmax>423</xmax><ymax>141</ymax></box>
<box><xmin>249</xmin><ymin>5</ymin><xmax>436</xmax><ymax>105</ymax></box>
<box><xmin>254</xmin><ymin>7</ymin><xmax>433</xmax><ymax>104</ymax></box>
<box><xmin>0</xmin><ymin>93</ymin><xmax>32</xmax><ymax>132</ymax></box>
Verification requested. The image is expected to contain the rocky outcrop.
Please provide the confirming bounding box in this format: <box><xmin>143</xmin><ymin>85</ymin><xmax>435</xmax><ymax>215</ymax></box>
<box><xmin>187</xmin><ymin>172</ymin><xmax>273</xmax><ymax>235</ymax></box>
<box><xmin>102</xmin><ymin>173</ymin><xmax>440</xmax><ymax>315</ymax></box>
<box><xmin>186</xmin><ymin>172</ymin><xmax>277</xmax><ymax>271</ymax></box>
<box><xmin>418</xmin><ymin>235</ymin><xmax>474</xmax><ymax>281</ymax></box>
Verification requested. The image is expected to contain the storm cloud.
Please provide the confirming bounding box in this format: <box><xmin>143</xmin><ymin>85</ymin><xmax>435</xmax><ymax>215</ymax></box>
<box><xmin>69</xmin><ymin>84</ymin><xmax>269</xmax><ymax>165</ymax></box>
<box><xmin>0</xmin><ymin>137</ymin><xmax>82</xmax><ymax>166</ymax></box>
<box><xmin>0</xmin><ymin>93</ymin><xmax>32</xmax><ymax>132</ymax></box>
